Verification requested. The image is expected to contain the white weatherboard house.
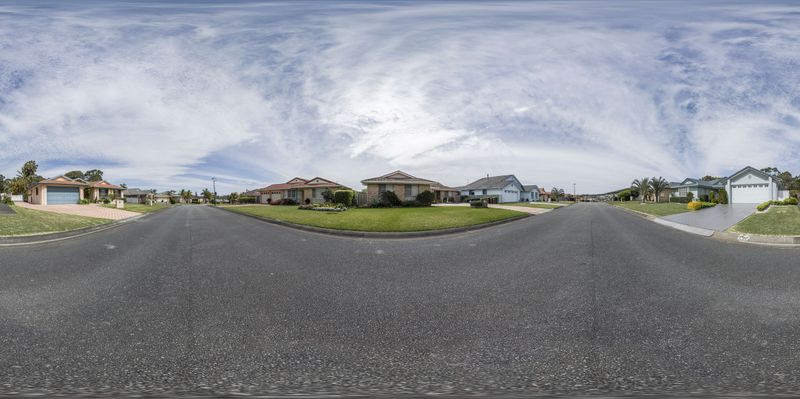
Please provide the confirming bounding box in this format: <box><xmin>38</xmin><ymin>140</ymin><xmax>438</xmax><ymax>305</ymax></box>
<box><xmin>459</xmin><ymin>175</ymin><xmax>539</xmax><ymax>203</ymax></box>
<box><xmin>725</xmin><ymin>166</ymin><xmax>788</xmax><ymax>204</ymax></box>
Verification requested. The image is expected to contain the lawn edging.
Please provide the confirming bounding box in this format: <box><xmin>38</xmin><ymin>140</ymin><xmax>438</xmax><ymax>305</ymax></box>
<box><xmin>0</xmin><ymin>213</ymin><xmax>148</xmax><ymax>247</ymax></box>
<box><xmin>213</xmin><ymin>206</ymin><xmax>530</xmax><ymax>238</ymax></box>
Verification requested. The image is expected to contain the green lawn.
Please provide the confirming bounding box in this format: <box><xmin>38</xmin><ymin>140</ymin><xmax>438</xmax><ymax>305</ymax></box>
<box><xmin>225</xmin><ymin>205</ymin><xmax>526</xmax><ymax>232</ymax></box>
<box><xmin>0</xmin><ymin>206</ymin><xmax>110</xmax><ymax>237</ymax></box>
<box><xmin>501</xmin><ymin>202</ymin><xmax>562</xmax><ymax>209</ymax></box>
<box><xmin>102</xmin><ymin>203</ymin><xmax>171</xmax><ymax>214</ymax></box>
<box><xmin>731</xmin><ymin>206</ymin><xmax>800</xmax><ymax>236</ymax></box>
<box><xmin>612</xmin><ymin>201</ymin><xmax>690</xmax><ymax>217</ymax></box>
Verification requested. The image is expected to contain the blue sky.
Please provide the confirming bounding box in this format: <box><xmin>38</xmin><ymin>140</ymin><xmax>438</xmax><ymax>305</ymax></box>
<box><xmin>1</xmin><ymin>1</ymin><xmax>799</xmax><ymax>193</ymax></box>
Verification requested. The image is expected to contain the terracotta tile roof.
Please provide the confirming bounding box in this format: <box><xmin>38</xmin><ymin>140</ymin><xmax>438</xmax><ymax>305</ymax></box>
<box><xmin>361</xmin><ymin>170</ymin><xmax>435</xmax><ymax>185</ymax></box>
<box><xmin>35</xmin><ymin>175</ymin><xmax>89</xmax><ymax>187</ymax></box>
<box><xmin>258</xmin><ymin>176</ymin><xmax>347</xmax><ymax>192</ymax></box>
<box><xmin>89</xmin><ymin>180</ymin><xmax>124</xmax><ymax>190</ymax></box>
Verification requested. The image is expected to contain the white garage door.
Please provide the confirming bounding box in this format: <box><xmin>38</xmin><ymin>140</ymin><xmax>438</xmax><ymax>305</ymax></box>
<box><xmin>731</xmin><ymin>184</ymin><xmax>769</xmax><ymax>204</ymax></box>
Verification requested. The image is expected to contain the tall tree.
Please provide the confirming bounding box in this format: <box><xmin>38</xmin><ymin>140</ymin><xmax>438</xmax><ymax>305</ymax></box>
<box><xmin>229</xmin><ymin>192</ymin><xmax>240</xmax><ymax>204</ymax></box>
<box><xmin>83</xmin><ymin>169</ymin><xmax>104</xmax><ymax>182</ymax></box>
<box><xmin>0</xmin><ymin>174</ymin><xmax>6</xmax><ymax>194</ymax></box>
<box><xmin>15</xmin><ymin>160</ymin><xmax>43</xmax><ymax>197</ymax></box>
<box><xmin>181</xmin><ymin>189</ymin><xmax>193</xmax><ymax>204</ymax></box>
<box><xmin>550</xmin><ymin>187</ymin><xmax>564</xmax><ymax>202</ymax></box>
<box><xmin>631</xmin><ymin>177</ymin><xmax>651</xmax><ymax>203</ymax></box>
<box><xmin>64</xmin><ymin>170</ymin><xmax>84</xmax><ymax>179</ymax></box>
<box><xmin>760</xmin><ymin>167</ymin><xmax>779</xmax><ymax>176</ymax></box>
<box><xmin>201</xmin><ymin>188</ymin><xmax>213</xmax><ymax>202</ymax></box>
<box><xmin>649</xmin><ymin>177</ymin><xmax>670</xmax><ymax>203</ymax></box>
<box><xmin>700</xmin><ymin>175</ymin><xmax>721</xmax><ymax>181</ymax></box>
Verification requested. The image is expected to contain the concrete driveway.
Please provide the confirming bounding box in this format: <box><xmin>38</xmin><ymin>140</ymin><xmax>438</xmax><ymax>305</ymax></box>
<box><xmin>13</xmin><ymin>202</ymin><xmax>140</xmax><ymax>220</ymax></box>
<box><xmin>661</xmin><ymin>203</ymin><xmax>757</xmax><ymax>231</ymax></box>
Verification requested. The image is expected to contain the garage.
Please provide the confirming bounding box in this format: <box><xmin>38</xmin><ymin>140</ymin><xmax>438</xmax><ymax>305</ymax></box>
<box><xmin>730</xmin><ymin>184</ymin><xmax>769</xmax><ymax>204</ymax></box>
<box><xmin>726</xmin><ymin>166</ymin><xmax>779</xmax><ymax>204</ymax></box>
<box><xmin>47</xmin><ymin>186</ymin><xmax>80</xmax><ymax>205</ymax></box>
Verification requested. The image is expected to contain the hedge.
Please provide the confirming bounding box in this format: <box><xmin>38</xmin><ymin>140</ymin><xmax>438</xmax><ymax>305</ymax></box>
<box><xmin>687</xmin><ymin>201</ymin><xmax>716</xmax><ymax>211</ymax></box>
<box><xmin>757</xmin><ymin>198</ymin><xmax>799</xmax><ymax>211</ymax></box>
<box><xmin>333</xmin><ymin>190</ymin><xmax>355</xmax><ymax>206</ymax></box>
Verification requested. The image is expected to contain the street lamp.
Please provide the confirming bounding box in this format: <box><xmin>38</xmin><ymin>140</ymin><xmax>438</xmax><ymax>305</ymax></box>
<box><xmin>211</xmin><ymin>177</ymin><xmax>217</xmax><ymax>204</ymax></box>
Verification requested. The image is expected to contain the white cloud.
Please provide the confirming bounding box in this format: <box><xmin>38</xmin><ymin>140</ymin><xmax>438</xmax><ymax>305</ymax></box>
<box><xmin>1</xmin><ymin>1</ymin><xmax>799</xmax><ymax>193</ymax></box>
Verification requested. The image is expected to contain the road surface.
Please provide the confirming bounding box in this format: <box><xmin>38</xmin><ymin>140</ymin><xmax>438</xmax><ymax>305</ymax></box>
<box><xmin>1</xmin><ymin>204</ymin><xmax>799</xmax><ymax>396</ymax></box>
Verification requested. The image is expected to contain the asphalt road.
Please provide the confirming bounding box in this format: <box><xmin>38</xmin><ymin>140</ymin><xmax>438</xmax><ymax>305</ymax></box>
<box><xmin>1</xmin><ymin>204</ymin><xmax>799</xmax><ymax>396</ymax></box>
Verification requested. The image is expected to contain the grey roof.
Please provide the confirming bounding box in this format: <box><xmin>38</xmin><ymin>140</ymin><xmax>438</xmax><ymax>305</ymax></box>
<box><xmin>122</xmin><ymin>188</ymin><xmax>155</xmax><ymax>196</ymax></box>
<box><xmin>523</xmin><ymin>185</ymin><xmax>539</xmax><ymax>192</ymax></box>
<box><xmin>459</xmin><ymin>175</ymin><xmax>521</xmax><ymax>191</ymax></box>
<box><xmin>671</xmin><ymin>178</ymin><xmax>725</xmax><ymax>189</ymax></box>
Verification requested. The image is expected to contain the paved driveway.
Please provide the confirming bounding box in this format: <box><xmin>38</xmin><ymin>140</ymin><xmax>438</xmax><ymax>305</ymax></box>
<box><xmin>661</xmin><ymin>203</ymin><xmax>757</xmax><ymax>231</ymax></box>
<box><xmin>2</xmin><ymin>204</ymin><xmax>800</xmax><ymax>396</ymax></box>
<box><xmin>13</xmin><ymin>202</ymin><xmax>139</xmax><ymax>220</ymax></box>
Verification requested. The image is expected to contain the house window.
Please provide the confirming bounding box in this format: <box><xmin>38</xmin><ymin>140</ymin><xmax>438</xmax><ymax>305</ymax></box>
<box><xmin>379</xmin><ymin>184</ymin><xmax>387</xmax><ymax>194</ymax></box>
<box><xmin>404</xmin><ymin>185</ymin><xmax>412</xmax><ymax>198</ymax></box>
<box><xmin>469</xmin><ymin>191</ymin><xmax>475</xmax><ymax>196</ymax></box>
<box><xmin>35</xmin><ymin>187</ymin><xmax>39</xmax><ymax>195</ymax></box>
<box><xmin>482</xmin><ymin>189</ymin><xmax>487</xmax><ymax>195</ymax></box>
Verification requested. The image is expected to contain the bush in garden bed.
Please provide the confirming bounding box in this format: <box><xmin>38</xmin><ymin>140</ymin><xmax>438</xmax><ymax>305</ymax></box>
<box><xmin>687</xmin><ymin>201</ymin><xmax>716</xmax><ymax>211</ymax></box>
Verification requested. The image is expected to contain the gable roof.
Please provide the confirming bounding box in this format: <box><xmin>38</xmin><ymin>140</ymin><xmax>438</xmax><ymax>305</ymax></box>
<box><xmin>361</xmin><ymin>170</ymin><xmax>435</xmax><ymax>185</ymax></box>
<box><xmin>89</xmin><ymin>180</ymin><xmax>124</xmax><ymax>190</ymax></box>
<box><xmin>523</xmin><ymin>184</ymin><xmax>539</xmax><ymax>192</ymax></box>
<box><xmin>727</xmin><ymin>165</ymin><xmax>771</xmax><ymax>181</ymax></box>
<box><xmin>123</xmin><ymin>188</ymin><xmax>155</xmax><ymax>196</ymax></box>
<box><xmin>429</xmin><ymin>181</ymin><xmax>458</xmax><ymax>191</ymax></box>
<box><xmin>34</xmin><ymin>175</ymin><xmax>89</xmax><ymax>187</ymax></box>
<box><xmin>259</xmin><ymin>176</ymin><xmax>347</xmax><ymax>192</ymax></box>
<box><xmin>460</xmin><ymin>175</ymin><xmax>523</xmax><ymax>191</ymax></box>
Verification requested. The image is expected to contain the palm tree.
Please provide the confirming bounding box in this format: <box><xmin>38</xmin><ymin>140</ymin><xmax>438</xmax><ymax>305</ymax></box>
<box><xmin>229</xmin><ymin>192</ymin><xmax>240</xmax><ymax>204</ymax></box>
<box><xmin>649</xmin><ymin>176</ymin><xmax>670</xmax><ymax>203</ymax></box>
<box><xmin>550</xmin><ymin>187</ymin><xmax>565</xmax><ymax>202</ymax></box>
<box><xmin>631</xmin><ymin>177</ymin><xmax>651</xmax><ymax>203</ymax></box>
<box><xmin>181</xmin><ymin>189</ymin><xmax>192</xmax><ymax>204</ymax></box>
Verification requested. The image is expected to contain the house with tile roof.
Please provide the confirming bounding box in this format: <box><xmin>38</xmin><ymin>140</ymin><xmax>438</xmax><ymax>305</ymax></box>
<box><xmin>361</xmin><ymin>171</ymin><xmax>437</xmax><ymax>203</ymax></box>
<box><xmin>27</xmin><ymin>175</ymin><xmax>124</xmax><ymax>205</ymax></box>
<box><xmin>257</xmin><ymin>177</ymin><xmax>349</xmax><ymax>204</ymax></box>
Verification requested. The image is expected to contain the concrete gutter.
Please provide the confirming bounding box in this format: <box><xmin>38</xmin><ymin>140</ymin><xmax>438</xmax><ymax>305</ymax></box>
<box><xmin>0</xmin><ymin>213</ymin><xmax>147</xmax><ymax>247</ymax></box>
<box><xmin>213</xmin><ymin>206</ymin><xmax>531</xmax><ymax>239</ymax></box>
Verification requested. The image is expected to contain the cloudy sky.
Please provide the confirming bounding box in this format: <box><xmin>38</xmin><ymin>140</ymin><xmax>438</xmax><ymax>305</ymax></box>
<box><xmin>1</xmin><ymin>1</ymin><xmax>799</xmax><ymax>194</ymax></box>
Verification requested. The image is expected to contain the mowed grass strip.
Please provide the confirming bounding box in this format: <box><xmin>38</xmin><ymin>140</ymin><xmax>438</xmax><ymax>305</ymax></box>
<box><xmin>732</xmin><ymin>206</ymin><xmax>800</xmax><ymax>236</ymax></box>
<box><xmin>102</xmin><ymin>203</ymin><xmax>171</xmax><ymax>214</ymax></box>
<box><xmin>612</xmin><ymin>202</ymin><xmax>690</xmax><ymax>217</ymax></box>
<box><xmin>501</xmin><ymin>202</ymin><xmax>562</xmax><ymax>209</ymax></box>
<box><xmin>226</xmin><ymin>205</ymin><xmax>526</xmax><ymax>232</ymax></box>
<box><xmin>0</xmin><ymin>206</ymin><xmax>110</xmax><ymax>236</ymax></box>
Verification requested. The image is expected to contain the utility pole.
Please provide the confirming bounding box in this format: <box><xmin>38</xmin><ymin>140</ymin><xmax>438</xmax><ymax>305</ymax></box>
<box><xmin>573</xmin><ymin>183</ymin><xmax>576</xmax><ymax>202</ymax></box>
<box><xmin>212</xmin><ymin>177</ymin><xmax>217</xmax><ymax>204</ymax></box>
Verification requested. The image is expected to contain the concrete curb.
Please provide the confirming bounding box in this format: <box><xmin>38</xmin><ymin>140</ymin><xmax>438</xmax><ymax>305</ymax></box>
<box><xmin>0</xmin><ymin>213</ymin><xmax>148</xmax><ymax>247</ymax></box>
<box><xmin>653</xmin><ymin>218</ymin><xmax>715</xmax><ymax>237</ymax></box>
<box><xmin>715</xmin><ymin>231</ymin><xmax>800</xmax><ymax>247</ymax></box>
<box><xmin>213</xmin><ymin>206</ymin><xmax>531</xmax><ymax>239</ymax></box>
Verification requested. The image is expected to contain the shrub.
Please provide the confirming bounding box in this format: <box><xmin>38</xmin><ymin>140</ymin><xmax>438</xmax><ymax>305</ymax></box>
<box><xmin>617</xmin><ymin>189</ymin><xmax>632</xmax><ymax>201</ymax></box>
<box><xmin>78</xmin><ymin>199</ymin><xmax>91</xmax><ymax>205</ymax></box>
<box><xmin>401</xmin><ymin>200</ymin><xmax>421</xmax><ymax>207</ymax></box>
<box><xmin>699</xmin><ymin>194</ymin><xmax>709</xmax><ymax>202</ymax></box>
<box><xmin>708</xmin><ymin>191</ymin><xmax>717</xmax><ymax>203</ymax></box>
<box><xmin>687</xmin><ymin>201</ymin><xmax>716</xmax><ymax>211</ymax></box>
<box><xmin>717</xmin><ymin>189</ymin><xmax>728</xmax><ymax>205</ymax></box>
<box><xmin>686</xmin><ymin>192</ymin><xmax>694</xmax><ymax>202</ymax></box>
<box><xmin>756</xmin><ymin>201</ymin><xmax>771</xmax><ymax>212</ymax></box>
<box><xmin>470</xmin><ymin>199</ymin><xmax>488</xmax><ymax>208</ymax></box>
<box><xmin>297</xmin><ymin>204</ymin><xmax>315</xmax><ymax>210</ymax></box>
<box><xmin>102</xmin><ymin>198</ymin><xmax>111</xmax><ymax>204</ymax></box>
<box><xmin>379</xmin><ymin>191</ymin><xmax>401</xmax><ymax>207</ymax></box>
<box><xmin>304</xmin><ymin>198</ymin><xmax>311</xmax><ymax>205</ymax></box>
<box><xmin>783</xmin><ymin>197</ymin><xmax>799</xmax><ymax>206</ymax></box>
<box><xmin>321</xmin><ymin>189</ymin><xmax>335</xmax><ymax>203</ymax></box>
<box><xmin>279</xmin><ymin>198</ymin><xmax>297</xmax><ymax>206</ymax></box>
<box><xmin>415</xmin><ymin>190</ymin><xmax>434</xmax><ymax>206</ymax></box>
<box><xmin>670</xmin><ymin>196</ymin><xmax>690</xmax><ymax>204</ymax></box>
<box><xmin>333</xmin><ymin>190</ymin><xmax>355</xmax><ymax>207</ymax></box>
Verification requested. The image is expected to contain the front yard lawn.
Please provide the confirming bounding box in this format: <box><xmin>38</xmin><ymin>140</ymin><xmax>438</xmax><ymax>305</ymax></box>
<box><xmin>0</xmin><ymin>206</ymin><xmax>110</xmax><ymax>237</ymax></box>
<box><xmin>731</xmin><ymin>206</ymin><xmax>800</xmax><ymax>236</ymax></box>
<box><xmin>613</xmin><ymin>201</ymin><xmax>690</xmax><ymax>217</ymax></box>
<box><xmin>501</xmin><ymin>202</ymin><xmax>562</xmax><ymax>209</ymax></box>
<box><xmin>102</xmin><ymin>203</ymin><xmax>171</xmax><ymax>214</ymax></box>
<box><xmin>225</xmin><ymin>205</ymin><xmax>526</xmax><ymax>232</ymax></box>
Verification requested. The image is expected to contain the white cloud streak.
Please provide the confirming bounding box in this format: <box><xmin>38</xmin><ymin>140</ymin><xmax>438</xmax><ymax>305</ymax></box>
<box><xmin>0</xmin><ymin>1</ymin><xmax>799</xmax><ymax>193</ymax></box>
